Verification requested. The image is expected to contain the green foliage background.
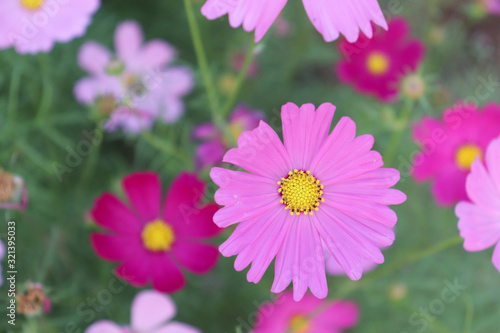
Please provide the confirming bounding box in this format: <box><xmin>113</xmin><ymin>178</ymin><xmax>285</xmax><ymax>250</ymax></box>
<box><xmin>0</xmin><ymin>0</ymin><xmax>500</xmax><ymax>332</ymax></box>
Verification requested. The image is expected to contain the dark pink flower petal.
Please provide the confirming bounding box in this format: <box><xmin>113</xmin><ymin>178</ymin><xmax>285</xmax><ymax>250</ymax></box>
<box><xmin>164</xmin><ymin>172</ymin><xmax>205</xmax><ymax>223</ymax></box>
<box><xmin>90</xmin><ymin>233</ymin><xmax>142</xmax><ymax>262</ymax></box>
<box><xmin>314</xmin><ymin>300</ymin><xmax>359</xmax><ymax>330</ymax></box>
<box><xmin>123</xmin><ymin>172</ymin><xmax>162</xmax><ymax>223</ymax></box>
<box><xmin>91</xmin><ymin>193</ymin><xmax>143</xmax><ymax>236</ymax></box>
<box><xmin>115</xmin><ymin>256</ymin><xmax>152</xmax><ymax>288</ymax></box>
<box><xmin>150</xmin><ymin>255</ymin><xmax>186</xmax><ymax>293</ymax></box>
<box><xmin>173</xmin><ymin>203</ymin><xmax>222</xmax><ymax>239</ymax></box>
<box><xmin>171</xmin><ymin>242</ymin><xmax>219</xmax><ymax>274</ymax></box>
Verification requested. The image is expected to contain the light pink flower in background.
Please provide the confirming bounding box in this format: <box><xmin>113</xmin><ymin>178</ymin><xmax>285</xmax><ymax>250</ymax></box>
<box><xmin>201</xmin><ymin>0</ymin><xmax>387</xmax><ymax>43</ymax></box>
<box><xmin>85</xmin><ymin>290</ymin><xmax>200</xmax><ymax>333</ymax></box>
<box><xmin>210</xmin><ymin>102</ymin><xmax>406</xmax><ymax>301</ymax></box>
<box><xmin>456</xmin><ymin>135</ymin><xmax>500</xmax><ymax>273</ymax></box>
<box><xmin>193</xmin><ymin>104</ymin><xmax>264</xmax><ymax>170</ymax></box>
<box><xmin>412</xmin><ymin>102</ymin><xmax>500</xmax><ymax>206</ymax></box>
<box><xmin>253</xmin><ymin>292</ymin><xmax>359</xmax><ymax>333</ymax></box>
<box><xmin>74</xmin><ymin>21</ymin><xmax>194</xmax><ymax>134</ymax></box>
<box><xmin>0</xmin><ymin>0</ymin><xmax>100</xmax><ymax>54</ymax></box>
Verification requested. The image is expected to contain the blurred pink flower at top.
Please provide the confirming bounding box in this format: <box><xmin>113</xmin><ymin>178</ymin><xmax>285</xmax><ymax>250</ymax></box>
<box><xmin>0</xmin><ymin>0</ymin><xmax>100</xmax><ymax>54</ymax></box>
<box><xmin>201</xmin><ymin>0</ymin><xmax>387</xmax><ymax>43</ymax></box>
<box><xmin>336</xmin><ymin>18</ymin><xmax>425</xmax><ymax>103</ymax></box>
<box><xmin>74</xmin><ymin>21</ymin><xmax>194</xmax><ymax>134</ymax></box>
<box><xmin>252</xmin><ymin>292</ymin><xmax>358</xmax><ymax>333</ymax></box>
<box><xmin>85</xmin><ymin>290</ymin><xmax>200</xmax><ymax>333</ymax></box>
<box><xmin>193</xmin><ymin>104</ymin><xmax>264</xmax><ymax>170</ymax></box>
<box><xmin>90</xmin><ymin>172</ymin><xmax>221</xmax><ymax>293</ymax></box>
<box><xmin>412</xmin><ymin>102</ymin><xmax>500</xmax><ymax>206</ymax></box>
<box><xmin>456</xmin><ymin>135</ymin><xmax>500</xmax><ymax>273</ymax></box>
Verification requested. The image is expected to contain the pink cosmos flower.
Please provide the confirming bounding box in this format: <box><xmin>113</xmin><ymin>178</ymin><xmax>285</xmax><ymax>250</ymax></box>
<box><xmin>325</xmin><ymin>246</ymin><xmax>378</xmax><ymax>276</ymax></box>
<box><xmin>90</xmin><ymin>172</ymin><xmax>221</xmax><ymax>293</ymax></box>
<box><xmin>74</xmin><ymin>21</ymin><xmax>194</xmax><ymax>133</ymax></box>
<box><xmin>0</xmin><ymin>0</ymin><xmax>99</xmax><ymax>54</ymax></box>
<box><xmin>0</xmin><ymin>239</ymin><xmax>4</xmax><ymax>287</ymax></box>
<box><xmin>456</xmin><ymin>135</ymin><xmax>500</xmax><ymax>273</ymax></box>
<box><xmin>252</xmin><ymin>292</ymin><xmax>358</xmax><ymax>333</ymax></box>
<box><xmin>201</xmin><ymin>0</ymin><xmax>387</xmax><ymax>43</ymax></box>
<box><xmin>210</xmin><ymin>102</ymin><xmax>406</xmax><ymax>301</ymax></box>
<box><xmin>193</xmin><ymin>104</ymin><xmax>264</xmax><ymax>170</ymax></box>
<box><xmin>336</xmin><ymin>18</ymin><xmax>425</xmax><ymax>103</ymax></box>
<box><xmin>85</xmin><ymin>290</ymin><xmax>200</xmax><ymax>333</ymax></box>
<box><xmin>412</xmin><ymin>102</ymin><xmax>500</xmax><ymax>206</ymax></box>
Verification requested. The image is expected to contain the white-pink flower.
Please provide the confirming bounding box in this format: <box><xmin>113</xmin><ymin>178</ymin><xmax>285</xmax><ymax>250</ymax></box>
<box><xmin>456</xmin><ymin>135</ymin><xmax>500</xmax><ymax>273</ymax></box>
<box><xmin>74</xmin><ymin>21</ymin><xmax>194</xmax><ymax>134</ymax></box>
<box><xmin>0</xmin><ymin>0</ymin><xmax>100</xmax><ymax>54</ymax></box>
<box><xmin>85</xmin><ymin>290</ymin><xmax>200</xmax><ymax>333</ymax></box>
<box><xmin>201</xmin><ymin>0</ymin><xmax>387</xmax><ymax>43</ymax></box>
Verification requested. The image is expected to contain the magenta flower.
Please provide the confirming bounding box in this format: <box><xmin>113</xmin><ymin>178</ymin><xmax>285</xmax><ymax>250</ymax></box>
<box><xmin>201</xmin><ymin>0</ymin><xmax>387</xmax><ymax>43</ymax></box>
<box><xmin>193</xmin><ymin>104</ymin><xmax>264</xmax><ymax>170</ymax></box>
<box><xmin>0</xmin><ymin>0</ymin><xmax>99</xmax><ymax>54</ymax></box>
<box><xmin>336</xmin><ymin>18</ymin><xmax>425</xmax><ymax>103</ymax></box>
<box><xmin>253</xmin><ymin>292</ymin><xmax>358</xmax><ymax>333</ymax></box>
<box><xmin>74</xmin><ymin>21</ymin><xmax>194</xmax><ymax>133</ymax></box>
<box><xmin>412</xmin><ymin>103</ymin><xmax>500</xmax><ymax>206</ymax></box>
<box><xmin>85</xmin><ymin>290</ymin><xmax>200</xmax><ymax>333</ymax></box>
<box><xmin>90</xmin><ymin>172</ymin><xmax>221</xmax><ymax>293</ymax></box>
<box><xmin>210</xmin><ymin>102</ymin><xmax>406</xmax><ymax>301</ymax></box>
<box><xmin>456</xmin><ymin>135</ymin><xmax>500</xmax><ymax>273</ymax></box>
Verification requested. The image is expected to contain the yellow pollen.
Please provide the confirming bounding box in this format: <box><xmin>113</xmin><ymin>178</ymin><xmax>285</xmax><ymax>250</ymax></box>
<box><xmin>21</xmin><ymin>0</ymin><xmax>43</xmax><ymax>10</ymax></box>
<box><xmin>141</xmin><ymin>219</ymin><xmax>175</xmax><ymax>252</ymax></box>
<box><xmin>289</xmin><ymin>315</ymin><xmax>310</xmax><ymax>333</ymax></box>
<box><xmin>278</xmin><ymin>170</ymin><xmax>324</xmax><ymax>216</ymax></box>
<box><xmin>366</xmin><ymin>52</ymin><xmax>390</xmax><ymax>75</ymax></box>
<box><xmin>455</xmin><ymin>144</ymin><xmax>482</xmax><ymax>170</ymax></box>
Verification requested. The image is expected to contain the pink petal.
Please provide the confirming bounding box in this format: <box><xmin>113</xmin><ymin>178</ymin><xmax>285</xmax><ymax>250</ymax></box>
<box><xmin>223</xmin><ymin>121</ymin><xmax>292</xmax><ymax>180</ymax></box>
<box><xmin>84</xmin><ymin>320</ymin><xmax>124</xmax><ymax>333</ymax></box>
<box><xmin>456</xmin><ymin>202</ymin><xmax>500</xmax><ymax>251</ymax></box>
<box><xmin>314</xmin><ymin>300</ymin><xmax>359</xmax><ymax>329</ymax></box>
<box><xmin>91</xmin><ymin>193</ymin><xmax>143</xmax><ymax>236</ymax></box>
<box><xmin>131</xmin><ymin>290</ymin><xmax>176</xmax><ymax>332</ymax></box>
<box><xmin>302</xmin><ymin>0</ymin><xmax>387</xmax><ymax>43</ymax></box>
<box><xmin>281</xmin><ymin>102</ymin><xmax>335</xmax><ymax>170</ymax></box>
<box><xmin>171</xmin><ymin>241</ymin><xmax>219</xmax><ymax>274</ymax></box>
<box><xmin>122</xmin><ymin>172</ymin><xmax>162</xmax><ymax>223</ymax></box>
<box><xmin>115</xmin><ymin>21</ymin><xmax>143</xmax><ymax>61</ymax></box>
<box><xmin>164</xmin><ymin>172</ymin><xmax>205</xmax><ymax>224</ymax></box>
<box><xmin>466</xmin><ymin>159</ymin><xmax>500</xmax><ymax>209</ymax></box>
<box><xmin>486</xmin><ymin>136</ymin><xmax>500</xmax><ymax>192</ymax></box>
<box><xmin>133</xmin><ymin>40</ymin><xmax>177</xmax><ymax>71</ymax></box>
<box><xmin>272</xmin><ymin>214</ymin><xmax>328</xmax><ymax>301</ymax></box>
<box><xmin>150</xmin><ymin>255</ymin><xmax>186</xmax><ymax>293</ymax></box>
<box><xmin>78</xmin><ymin>42</ymin><xmax>111</xmax><ymax>75</ymax></box>
<box><xmin>90</xmin><ymin>233</ymin><xmax>142</xmax><ymax>261</ymax></box>
<box><xmin>195</xmin><ymin>141</ymin><xmax>226</xmax><ymax>171</ymax></box>
<box><xmin>115</xmin><ymin>255</ymin><xmax>152</xmax><ymax>288</ymax></box>
<box><xmin>173</xmin><ymin>203</ymin><xmax>222</xmax><ymax>239</ymax></box>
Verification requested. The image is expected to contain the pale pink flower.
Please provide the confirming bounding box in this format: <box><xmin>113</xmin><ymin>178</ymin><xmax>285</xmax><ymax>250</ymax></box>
<box><xmin>456</xmin><ymin>135</ymin><xmax>500</xmax><ymax>273</ymax></box>
<box><xmin>201</xmin><ymin>0</ymin><xmax>387</xmax><ymax>43</ymax></box>
<box><xmin>0</xmin><ymin>0</ymin><xmax>99</xmax><ymax>54</ymax></box>
<box><xmin>210</xmin><ymin>102</ymin><xmax>406</xmax><ymax>301</ymax></box>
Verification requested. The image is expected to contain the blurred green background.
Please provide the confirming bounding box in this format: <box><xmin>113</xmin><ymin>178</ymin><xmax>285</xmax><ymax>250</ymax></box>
<box><xmin>1</xmin><ymin>0</ymin><xmax>500</xmax><ymax>332</ymax></box>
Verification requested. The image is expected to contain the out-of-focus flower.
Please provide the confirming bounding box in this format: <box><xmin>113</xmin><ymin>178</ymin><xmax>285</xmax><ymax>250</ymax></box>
<box><xmin>456</xmin><ymin>135</ymin><xmax>500</xmax><ymax>273</ymax></box>
<box><xmin>483</xmin><ymin>0</ymin><xmax>500</xmax><ymax>15</ymax></box>
<box><xmin>85</xmin><ymin>290</ymin><xmax>200</xmax><ymax>333</ymax></box>
<box><xmin>388</xmin><ymin>283</ymin><xmax>408</xmax><ymax>301</ymax></box>
<box><xmin>90</xmin><ymin>172</ymin><xmax>221</xmax><ymax>293</ymax></box>
<box><xmin>401</xmin><ymin>73</ymin><xmax>426</xmax><ymax>101</ymax></box>
<box><xmin>201</xmin><ymin>0</ymin><xmax>387</xmax><ymax>43</ymax></box>
<box><xmin>412</xmin><ymin>103</ymin><xmax>500</xmax><ymax>206</ymax></box>
<box><xmin>0</xmin><ymin>0</ymin><xmax>99</xmax><ymax>54</ymax></box>
<box><xmin>17</xmin><ymin>283</ymin><xmax>51</xmax><ymax>315</ymax></box>
<box><xmin>231</xmin><ymin>51</ymin><xmax>259</xmax><ymax>78</ymax></box>
<box><xmin>336</xmin><ymin>18</ymin><xmax>425</xmax><ymax>103</ymax></box>
<box><xmin>0</xmin><ymin>171</ymin><xmax>28</xmax><ymax>210</ymax></box>
<box><xmin>210</xmin><ymin>102</ymin><xmax>406</xmax><ymax>301</ymax></box>
<box><xmin>274</xmin><ymin>17</ymin><xmax>291</xmax><ymax>38</ymax></box>
<box><xmin>0</xmin><ymin>239</ymin><xmax>4</xmax><ymax>287</ymax></box>
<box><xmin>253</xmin><ymin>292</ymin><xmax>358</xmax><ymax>333</ymax></box>
<box><xmin>193</xmin><ymin>104</ymin><xmax>264</xmax><ymax>170</ymax></box>
<box><xmin>74</xmin><ymin>21</ymin><xmax>194</xmax><ymax>134</ymax></box>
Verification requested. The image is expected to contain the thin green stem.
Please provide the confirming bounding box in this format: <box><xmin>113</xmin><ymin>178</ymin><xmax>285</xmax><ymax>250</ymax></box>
<box><xmin>36</xmin><ymin>54</ymin><xmax>53</xmax><ymax>122</ymax></box>
<box><xmin>7</xmin><ymin>63</ymin><xmax>22</xmax><ymax>126</ymax></box>
<box><xmin>221</xmin><ymin>41</ymin><xmax>256</xmax><ymax>118</ymax></box>
<box><xmin>383</xmin><ymin>100</ymin><xmax>415</xmax><ymax>166</ymax></box>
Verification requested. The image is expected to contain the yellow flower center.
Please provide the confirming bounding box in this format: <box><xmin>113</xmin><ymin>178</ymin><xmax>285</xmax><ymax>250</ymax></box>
<box><xmin>141</xmin><ymin>219</ymin><xmax>175</xmax><ymax>251</ymax></box>
<box><xmin>21</xmin><ymin>0</ymin><xmax>43</xmax><ymax>10</ymax></box>
<box><xmin>366</xmin><ymin>52</ymin><xmax>390</xmax><ymax>75</ymax></box>
<box><xmin>278</xmin><ymin>170</ymin><xmax>324</xmax><ymax>216</ymax></box>
<box><xmin>289</xmin><ymin>315</ymin><xmax>310</xmax><ymax>333</ymax></box>
<box><xmin>455</xmin><ymin>144</ymin><xmax>482</xmax><ymax>170</ymax></box>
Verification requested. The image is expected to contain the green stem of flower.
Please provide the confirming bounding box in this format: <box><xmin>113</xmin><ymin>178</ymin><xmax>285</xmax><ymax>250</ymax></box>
<box><xmin>7</xmin><ymin>63</ymin><xmax>22</xmax><ymax>127</ymax></box>
<box><xmin>221</xmin><ymin>40</ymin><xmax>257</xmax><ymax>118</ymax></box>
<box><xmin>36</xmin><ymin>54</ymin><xmax>53</xmax><ymax>122</ymax></box>
<box><xmin>383</xmin><ymin>99</ymin><xmax>415</xmax><ymax>167</ymax></box>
